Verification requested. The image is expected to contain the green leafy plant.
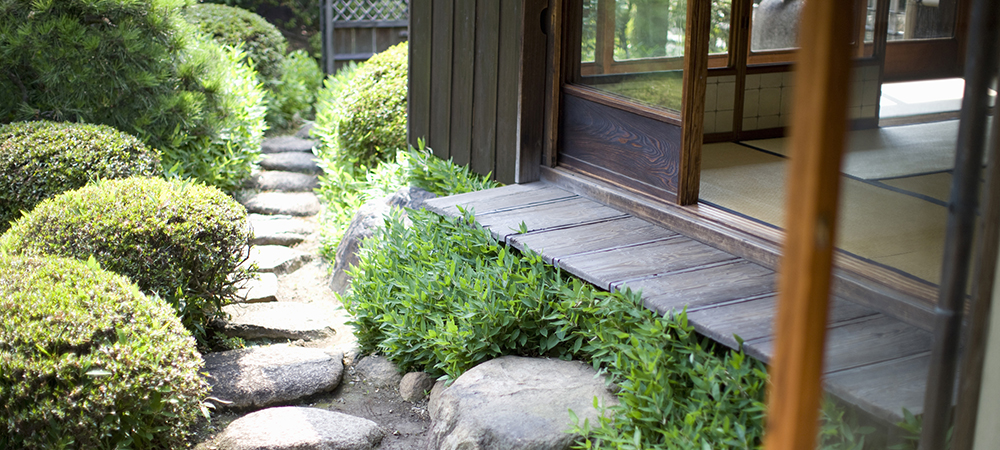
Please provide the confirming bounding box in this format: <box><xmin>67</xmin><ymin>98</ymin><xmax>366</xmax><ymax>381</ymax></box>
<box><xmin>0</xmin><ymin>0</ymin><xmax>265</xmax><ymax>192</ymax></box>
<box><xmin>183</xmin><ymin>3</ymin><xmax>288</xmax><ymax>82</ymax></box>
<box><xmin>817</xmin><ymin>398</ymin><xmax>877</xmax><ymax>450</ymax></box>
<box><xmin>0</xmin><ymin>254</ymin><xmax>209</xmax><ymax>449</ymax></box>
<box><xmin>266</xmin><ymin>49</ymin><xmax>324</xmax><ymax>134</ymax></box>
<box><xmin>0</xmin><ymin>121</ymin><xmax>162</xmax><ymax>233</ymax></box>
<box><xmin>0</xmin><ymin>177</ymin><xmax>254</xmax><ymax>345</ymax></box>
<box><xmin>205</xmin><ymin>0</ymin><xmax>321</xmax><ymax>56</ymax></box>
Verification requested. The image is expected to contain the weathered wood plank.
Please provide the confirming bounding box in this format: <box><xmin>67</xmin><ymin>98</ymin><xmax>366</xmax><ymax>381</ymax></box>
<box><xmin>748</xmin><ymin>314</ymin><xmax>932</xmax><ymax>374</ymax></box>
<box><xmin>449</xmin><ymin>0</ymin><xmax>475</xmax><ymax>167</ymax></box>
<box><xmin>561</xmin><ymin>92</ymin><xmax>682</xmax><ymax>194</ymax></box>
<box><xmin>824</xmin><ymin>352</ymin><xmax>929</xmax><ymax>424</ymax></box>
<box><xmin>408</xmin><ymin>0</ymin><xmax>433</xmax><ymax>146</ymax></box>
<box><xmin>495</xmin><ymin>0</ymin><xmax>521</xmax><ymax>184</ymax></box>
<box><xmin>507</xmin><ymin>216</ymin><xmax>678</xmax><ymax>264</ymax></box>
<box><xmin>429</xmin><ymin>0</ymin><xmax>454</xmax><ymax>159</ymax></box>
<box><xmin>423</xmin><ymin>183</ymin><xmax>577</xmax><ymax>218</ymax></box>
<box><xmin>624</xmin><ymin>260</ymin><xmax>776</xmax><ymax>314</ymax></box>
<box><xmin>687</xmin><ymin>296</ymin><xmax>878</xmax><ymax>358</ymax></box>
<box><xmin>677</xmin><ymin>0</ymin><xmax>709</xmax><ymax>205</ymax></box>
<box><xmin>516</xmin><ymin>0</ymin><xmax>548</xmax><ymax>183</ymax></box>
<box><xmin>476</xmin><ymin>197</ymin><xmax>629</xmax><ymax>242</ymax></box>
<box><xmin>559</xmin><ymin>238</ymin><xmax>736</xmax><ymax>290</ymax></box>
<box><xmin>471</xmin><ymin>0</ymin><xmax>500</xmax><ymax>178</ymax></box>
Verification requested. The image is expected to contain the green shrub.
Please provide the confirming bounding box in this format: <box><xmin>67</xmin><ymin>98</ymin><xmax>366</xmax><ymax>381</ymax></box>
<box><xmin>0</xmin><ymin>121</ymin><xmax>162</xmax><ymax>233</ymax></box>
<box><xmin>184</xmin><ymin>3</ymin><xmax>288</xmax><ymax>83</ymax></box>
<box><xmin>266</xmin><ymin>49</ymin><xmax>324</xmax><ymax>134</ymax></box>
<box><xmin>0</xmin><ymin>254</ymin><xmax>208</xmax><ymax>449</ymax></box>
<box><xmin>0</xmin><ymin>0</ymin><xmax>266</xmax><ymax>192</ymax></box>
<box><xmin>206</xmin><ymin>0</ymin><xmax>321</xmax><ymax>56</ymax></box>
<box><xmin>0</xmin><ymin>177</ymin><xmax>253</xmax><ymax>344</ymax></box>
<box><xmin>343</xmin><ymin>208</ymin><xmax>769</xmax><ymax>448</ymax></box>
<box><xmin>316</xmin><ymin>42</ymin><xmax>407</xmax><ymax>174</ymax></box>
<box><xmin>315</xmin><ymin>142</ymin><xmax>500</xmax><ymax>261</ymax></box>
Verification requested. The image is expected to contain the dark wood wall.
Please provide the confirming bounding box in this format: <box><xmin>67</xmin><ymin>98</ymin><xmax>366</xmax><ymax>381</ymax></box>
<box><xmin>409</xmin><ymin>0</ymin><xmax>548</xmax><ymax>185</ymax></box>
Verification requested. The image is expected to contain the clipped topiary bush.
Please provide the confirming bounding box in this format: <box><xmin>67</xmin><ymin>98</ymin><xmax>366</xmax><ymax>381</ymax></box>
<box><xmin>0</xmin><ymin>0</ymin><xmax>266</xmax><ymax>193</ymax></box>
<box><xmin>325</xmin><ymin>42</ymin><xmax>407</xmax><ymax>173</ymax></box>
<box><xmin>205</xmin><ymin>0</ymin><xmax>321</xmax><ymax>56</ymax></box>
<box><xmin>0</xmin><ymin>254</ymin><xmax>208</xmax><ymax>449</ymax></box>
<box><xmin>183</xmin><ymin>3</ymin><xmax>288</xmax><ymax>83</ymax></box>
<box><xmin>0</xmin><ymin>121</ymin><xmax>162</xmax><ymax>233</ymax></box>
<box><xmin>0</xmin><ymin>177</ymin><xmax>253</xmax><ymax>343</ymax></box>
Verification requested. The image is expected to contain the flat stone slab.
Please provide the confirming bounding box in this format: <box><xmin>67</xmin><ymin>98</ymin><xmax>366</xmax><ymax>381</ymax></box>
<box><xmin>428</xmin><ymin>356</ymin><xmax>618</xmax><ymax>450</ymax></box>
<box><xmin>244</xmin><ymin>245</ymin><xmax>312</xmax><ymax>274</ymax></box>
<box><xmin>235</xmin><ymin>273</ymin><xmax>279</xmax><ymax>303</ymax></box>
<box><xmin>248</xmin><ymin>214</ymin><xmax>313</xmax><ymax>246</ymax></box>
<box><xmin>354</xmin><ymin>355</ymin><xmax>402</xmax><ymax>388</ymax></box>
<box><xmin>246</xmin><ymin>171</ymin><xmax>318</xmax><ymax>192</ymax></box>
<box><xmin>242</xmin><ymin>192</ymin><xmax>321</xmax><ymax>217</ymax></box>
<box><xmin>221</xmin><ymin>302</ymin><xmax>339</xmax><ymax>341</ymax></box>
<box><xmin>203</xmin><ymin>346</ymin><xmax>344</xmax><ymax>410</ymax></box>
<box><xmin>261</xmin><ymin>136</ymin><xmax>317</xmax><ymax>154</ymax></box>
<box><xmin>261</xmin><ymin>152</ymin><xmax>321</xmax><ymax>174</ymax></box>
<box><xmin>215</xmin><ymin>406</ymin><xmax>384</xmax><ymax>450</ymax></box>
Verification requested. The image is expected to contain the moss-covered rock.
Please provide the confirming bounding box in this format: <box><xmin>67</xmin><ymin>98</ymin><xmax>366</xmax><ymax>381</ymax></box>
<box><xmin>0</xmin><ymin>254</ymin><xmax>208</xmax><ymax>449</ymax></box>
<box><xmin>0</xmin><ymin>121</ymin><xmax>162</xmax><ymax>233</ymax></box>
<box><xmin>0</xmin><ymin>177</ymin><xmax>253</xmax><ymax>343</ymax></box>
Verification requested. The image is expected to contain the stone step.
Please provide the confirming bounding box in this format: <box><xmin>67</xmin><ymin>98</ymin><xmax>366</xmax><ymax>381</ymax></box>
<box><xmin>235</xmin><ymin>272</ymin><xmax>278</xmax><ymax>303</ymax></box>
<box><xmin>202</xmin><ymin>345</ymin><xmax>343</xmax><ymax>411</ymax></box>
<box><xmin>242</xmin><ymin>245</ymin><xmax>312</xmax><ymax>274</ymax></box>
<box><xmin>241</xmin><ymin>192</ymin><xmax>321</xmax><ymax>217</ymax></box>
<box><xmin>214</xmin><ymin>407</ymin><xmax>384</xmax><ymax>450</ymax></box>
<box><xmin>261</xmin><ymin>136</ymin><xmax>317</xmax><ymax>154</ymax></box>
<box><xmin>248</xmin><ymin>214</ymin><xmax>313</xmax><ymax>247</ymax></box>
<box><xmin>245</xmin><ymin>171</ymin><xmax>319</xmax><ymax>192</ymax></box>
<box><xmin>220</xmin><ymin>302</ymin><xmax>338</xmax><ymax>341</ymax></box>
<box><xmin>261</xmin><ymin>152</ymin><xmax>321</xmax><ymax>174</ymax></box>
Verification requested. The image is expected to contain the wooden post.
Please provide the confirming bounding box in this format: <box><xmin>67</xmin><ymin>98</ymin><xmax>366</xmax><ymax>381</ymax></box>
<box><xmin>677</xmin><ymin>0</ymin><xmax>710</xmax><ymax>206</ymax></box>
<box><xmin>762</xmin><ymin>1</ymin><xmax>853</xmax><ymax>449</ymax></box>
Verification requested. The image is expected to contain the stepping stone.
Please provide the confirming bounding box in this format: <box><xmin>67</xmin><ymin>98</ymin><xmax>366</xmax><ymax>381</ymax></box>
<box><xmin>261</xmin><ymin>152</ymin><xmax>321</xmax><ymax>174</ymax></box>
<box><xmin>354</xmin><ymin>354</ymin><xmax>402</xmax><ymax>388</ymax></box>
<box><xmin>203</xmin><ymin>345</ymin><xmax>344</xmax><ymax>410</ymax></box>
<box><xmin>243</xmin><ymin>245</ymin><xmax>312</xmax><ymax>274</ymax></box>
<box><xmin>214</xmin><ymin>406</ymin><xmax>384</xmax><ymax>450</ymax></box>
<box><xmin>248</xmin><ymin>214</ymin><xmax>313</xmax><ymax>247</ymax></box>
<box><xmin>428</xmin><ymin>356</ymin><xmax>618</xmax><ymax>450</ymax></box>
<box><xmin>261</xmin><ymin>135</ymin><xmax>317</xmax><ymax>154</ymax></box>
<box><xmin>235</xmin><ymin>273</ymin><xmax>278</xmax><ymax>303</ymax></box>
<box><xmin>245</xmin><ymin>171</ymin><xmax>318</xmax><ymax>192</ymax></box>
<box><xmin>220</xmin><ymin>302</ymin><xmax>339</xmax><ymax>341</ymax></box>
<box><xmin>242</xmin><ymin>192</ymin><xmax>321</xmax><ymax>216</ymax></box>
<box><xmin>295</xmin><ymin>122</ymin><xmax>315</xmax><ymax>139</ymax></box>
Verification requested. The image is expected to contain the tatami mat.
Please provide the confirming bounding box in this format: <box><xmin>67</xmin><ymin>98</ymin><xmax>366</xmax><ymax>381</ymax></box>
<box><xmin>745</xmin><ymin>120</ymin><xmax>962</xmax><ymax>180</ymax></box>
<box><xmin>701</xmin><ymin>143</ymin><xmax>947</xmax><ymax>284</ymax></box>
<box><xmin>880</xmin><ymin>172</ymin><xmax>953</xmax><ymax>204</ymax></box>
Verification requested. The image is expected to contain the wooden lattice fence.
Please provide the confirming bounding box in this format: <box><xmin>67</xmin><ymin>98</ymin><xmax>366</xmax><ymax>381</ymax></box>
<box><xmin>320</xmin><ymin>0</ymin><xmax>409</xmax><ymax>74</ymax></box>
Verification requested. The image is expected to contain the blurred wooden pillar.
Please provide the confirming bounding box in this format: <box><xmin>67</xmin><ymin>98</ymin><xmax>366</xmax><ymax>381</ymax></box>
<box><xmin>762</xmin><ymin>1</ymin><xmax>854</xmax><ymax>449</ymax></box>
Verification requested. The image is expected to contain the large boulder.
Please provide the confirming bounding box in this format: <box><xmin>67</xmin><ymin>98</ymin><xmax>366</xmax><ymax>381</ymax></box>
<box><xmin>329</xmin><ymin>186</ymin><xmax>437</xmax><ymax>293</ymax></box>
<box><xmin>203</xmin><ymin>345</ymin><xmax>343</xmax><ymax>410</ymax></box>
<box><xmin>428</xmin><ymin>356</ymin><xmax>619</xmax><ymax>450</ymax></box>
<box><xmin>214</xmin><ymin>406</ymin><xmax>384</xmax><ymax>450</ymax></box>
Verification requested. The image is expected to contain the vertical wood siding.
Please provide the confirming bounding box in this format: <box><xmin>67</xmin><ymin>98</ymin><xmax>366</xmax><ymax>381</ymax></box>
<box><xmin>409</xmin><ymin>0</ymin><xmax>547</xmax><ymax>185</ymax></box>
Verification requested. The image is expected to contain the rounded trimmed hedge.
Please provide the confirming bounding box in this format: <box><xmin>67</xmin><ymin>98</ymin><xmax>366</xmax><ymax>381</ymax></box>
<box><xmin>334</xmin><ymin>42</ymin><xmax>408</xmax><ymax>171</ymax></box>
<box><xmin>0</xmin><ymin>254</ymin><xmax>208</xmax><ymax>449</ymax></box>
<box><xmin>183</xmin><ymin>3</ymin><xmax>288</xmax><ymax>83</ymax></box>
<box><xmin>0</xmin><ymin>177</ymin><xmax>254</xmax><ymax>343</ymax></box>
<box><xmin>0</xmin><ymin>121</ymin><xmax>162</xmax><ymax>233</ymax></box>
<box><xmin>0</xmin><ymin>0</ymin><xmax>266</xmax><ymax>193</ymax></box>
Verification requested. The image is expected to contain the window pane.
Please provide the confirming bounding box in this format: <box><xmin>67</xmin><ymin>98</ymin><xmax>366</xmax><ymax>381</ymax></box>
<box><xmin>582</xmin><ymin>0</ymin><xmax>598</xmax><ymax>63</ymax></box>
<box><xmin>613</xmin><ymin>0</ymin><xmax>685</xmax><ymax>61</ymax></box>
<box><xmin>751</xmin><ymin>0</ymin><xmax>803</xmax><ymax>52</ymax></box>
<box><xmin>888</xmin><ymin>0</ymin><xmax>957</xmax><ymax>42</ymax></box>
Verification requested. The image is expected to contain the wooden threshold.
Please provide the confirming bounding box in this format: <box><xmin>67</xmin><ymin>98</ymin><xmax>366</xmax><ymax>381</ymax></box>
<box><xmin>424</xmin><ymin>179</ymin><xmax>932</xmax><ymax>424</ymax></box>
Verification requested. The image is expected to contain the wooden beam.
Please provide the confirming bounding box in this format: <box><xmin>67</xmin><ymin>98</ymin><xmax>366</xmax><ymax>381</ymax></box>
<box><xmin>677</xmin><ymin>0</ymin><xmax>710</xmax><ymax>205</ymax></box>
<box><xmin>407</xmin><ymin>0</ymin><xmax>433</xmax><ymax>147</ymax></box>
<box><xmin>515</xmin><ymin>0</ymin><xmax>548</xmax><ymax>183</ymax></box>
<box><xmin>762</xmin><ymin>1</ymin><xmax>854</xmax><ymax>450</ymax></box>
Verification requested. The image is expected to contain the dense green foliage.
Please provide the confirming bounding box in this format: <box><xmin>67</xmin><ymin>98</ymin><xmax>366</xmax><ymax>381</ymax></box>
<box><xmin>1</xmin><ymin>177</ymin><xmax>253</xmax><ymax>344</ymax></box>
<box><xmin>0</xmin><ymin>254</ymin><xmax>208</xmax><ymax>449</ymax></box>
<box><xmin>183</xmin><ymin>3</ymin><xmax>288</xmax><ymax>82</ymax></box>
<box><xmin>343</xmin><ymin>209</ymin><xmax>769</xmax><ymax>448</ymax></box>
<box><xmin>315</xmin><ymin>142</ymin><xmax>499</xmax><ymax>261</ymax></box>
<box><xmin>314</xmin><ymin>43</ymin><xmax>407</xmax><ymax>174</ymax></box>
<box><xmin>205</xmin><ymin>0</ymin><xmax>321</xmax><ymax>56</ymax></box>
<box><xmin>0</xmin><ymin>0</ymin><xmax>265</xmax><ymax>192</ymax></box>
<box><xmin>266</xmin><ymin>49</ymin><xmax>324</xmax><ymax>134</ymax></box>
<box><xmin>0</xmin><ymin>121</ymin><xmax>162</xmax><ymax>233</ymax></box>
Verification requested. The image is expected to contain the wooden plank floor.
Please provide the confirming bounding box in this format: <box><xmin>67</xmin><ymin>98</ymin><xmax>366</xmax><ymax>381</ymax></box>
<box><xmin>424</xmin><ymin>181</ymin><xmax>932</xmax><ymax>424</ymax></box>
